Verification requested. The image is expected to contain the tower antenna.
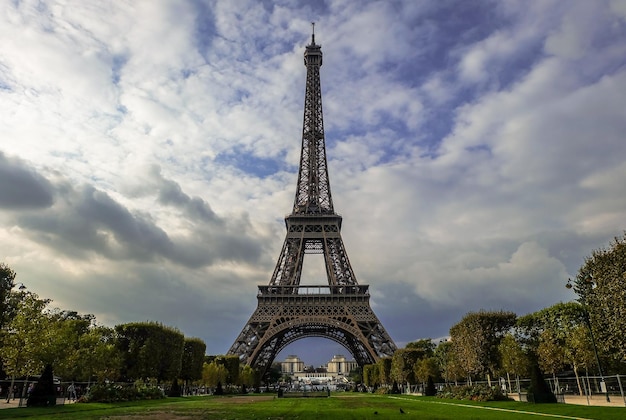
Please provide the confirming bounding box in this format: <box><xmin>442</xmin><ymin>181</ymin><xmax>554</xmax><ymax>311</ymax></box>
<box><xmin>311</xmin><ymin>21</ymin><xmax>315</xmax><ymax>44</ymax></box>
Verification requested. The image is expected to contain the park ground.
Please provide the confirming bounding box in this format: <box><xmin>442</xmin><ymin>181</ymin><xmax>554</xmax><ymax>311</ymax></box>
<box><xmin>0</xmin><ymin>393</ymin><xmax>624</xmax><ymax>420</ymax></box>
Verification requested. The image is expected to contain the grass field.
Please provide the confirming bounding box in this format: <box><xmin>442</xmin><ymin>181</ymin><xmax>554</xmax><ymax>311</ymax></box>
<box><xmin>0</xmin><ymin>393</ymin><xmax>624</xmax><ymax>419</ymax></box>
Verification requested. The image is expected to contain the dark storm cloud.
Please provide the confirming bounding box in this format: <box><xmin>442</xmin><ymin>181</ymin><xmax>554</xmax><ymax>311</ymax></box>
<box><xmin>0</xmin><ymin>152</ymin><xmax>54</xmax><ymax>209</ymax></box>
<box><xmin>9</xmin><ymin>160</ymin><xmax>264</xmax><ymax>268</ymax></box>
<box><xmin>152</xmin><ymin>166</ymin><xmax>221</xmax><ymax>224</ymax></box>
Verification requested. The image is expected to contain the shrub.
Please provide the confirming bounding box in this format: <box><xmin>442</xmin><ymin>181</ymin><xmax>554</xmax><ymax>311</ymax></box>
<box><xmin>424</xmin><ymin>376</ymin><xmax>437</xmax><ymax>396</ymax></box>
<box><xmin>82</xmin><ymin>383</ymin><xmax>165</xmax><ymax>403</ymax></box>
<box><xmin>375</xmin><ymin>387</ymin><xmax>389</xmax><ymax>394</ymax></box>
<box><xmin>437</xmin><ymin>384</ymin><xmax>511</xmax><ymax>402</ymax></box>
<box><xmin>215</xmin><ymin>381</ymin><xmax>224</xmax><ymax>395</ymax></box>
<box><xmin>527</xmin><ymin>362</ymin><xmax>557</xmax><ymax>403</ymax></box>
<box><xmin>27</xmin><ymin>364</ymin><xmax>56</xmax><ymax>407</ymax></box>
<box><xmin>168</xmin><ymin>379</ymin><xmax>181</xmax><ymax>397</ymax></box>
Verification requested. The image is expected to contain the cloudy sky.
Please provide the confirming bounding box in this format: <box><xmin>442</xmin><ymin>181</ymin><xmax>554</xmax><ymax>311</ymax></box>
<box><xmin>2</xmin><ymin>0</ymin><xmax>626</xmax><ymax>367</ymax></box>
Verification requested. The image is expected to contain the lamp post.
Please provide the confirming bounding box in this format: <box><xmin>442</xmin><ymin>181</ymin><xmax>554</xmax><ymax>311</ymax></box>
<box><xmin>566</xmin><ymin>276</ymin><xmax>610</xmax><ymax>402</ymax></box>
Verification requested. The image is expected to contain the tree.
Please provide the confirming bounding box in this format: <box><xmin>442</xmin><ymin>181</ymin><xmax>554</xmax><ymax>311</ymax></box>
<box><xmin>571</xmin><ymin>233</ymin><xmax>626</xmax><ymax>363</ymax></box>
<box><xmin>391</xmin><ymin>349</ymin><xmax>422</xmax><ymax>389</ymax></box>
<box><xmin>203</xmin><ymin>361</ymin><xmax>228</xmax><ymax>390</ymax></box>
<box><xmin>435</xmin><ymin>340</ymin><xmax>460</xmax><ymax>385</ymax></box>
<box><xmin>239</xmin><ymin>364</ymin><xmax>256</xmax><ymax>390</ymax></box>
<box><xmin>2</xmin><ymin>290</ymin><xmax>51</xmax><ymax>380</ymax></box>
<box><xmin>406</xmin><ymin>339</ymin><xmax>436</xmax><ymax>357</ymax></box>
<box><xmin>414</xmin><ymin>357</ymin><xmax>439</xmax><ymax>387</ymax></box>
<box><xmin>363</xmin><ymin>364</ymin><xmax>379</xmax><ymax>389</ymax></box>
<box><xmin>517</xmin><ymin>302</ymin><xmax>593</xmax><ymax>392</ymax></box>
<box><xmin>0</xmin><ymin>262</ymin><xmax>17</xmax><ymax>331</ymax></box>
<box><xmin>1</xmin><ymin>263</ymin><xmax>18</xmax><ymax>377</ymax></box>
<box><xmin>563</xmin><ymin>324</ymin><xmax>595</xmax><ymax>396</ymax></box>
<box><xmin>72</xmin><ymin>326</ymin><xmax>122</xmax><ymax>383</ymax></box>
<box><xmin>449</xmin><ymin>310</ymin><xmax>517</xmax><ymax>385</ymax></box>
<box><xmin>180</xmin><ymin>338</ymin><xmax>206</xmax><ymax>392</ymax></box>
<box><xmin>376</xmin><ymin>357</ymin><xmax>392</xmax><ymax>387</ymax></box>
<box><xmin>348</xmin><ymin>366</ymin><xmax>362</xmax><ymax>384</ymax></box>
<box><xmin>115</xmin><ymin>322</ymin><xmax>185</xmax><ymax>382</ymax></box>
<box><xmin>536</xmin><ymin>329</ymin><xmax>566</xmax><ymax>392</ymax></box>
<box><xmin>498</xmin><ymin>333</ymin><xmax>530</xmax><ymax>392</ymax></box>
<box><xmin>45</xmin><ymin>310</ymin><xmax>95</xmax><ymax>380</ymax></box>
<box><xmin>214</xmin><ymin>355</ymin><xmax>240</xmax><ymax>385</ymax></box>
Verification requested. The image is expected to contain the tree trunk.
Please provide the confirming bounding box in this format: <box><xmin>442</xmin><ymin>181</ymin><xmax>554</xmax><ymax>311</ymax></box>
<box><xmin>5</xmin><ymin>376</ymin><xmax>15</xmax><ymax>403</ymax></box>
<box><xmin>573</xmin><ymin>365</ymin><xmax>583</xmax><ymax>396</ymax></box>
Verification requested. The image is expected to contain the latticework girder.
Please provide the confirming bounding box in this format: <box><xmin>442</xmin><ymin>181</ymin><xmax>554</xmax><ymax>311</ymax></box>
<box><xmin>228</xmin><ymin>30</ymin><xmax>396</xmax><ymax>376</ymax></box>
<box><xmin>228</xmin><ymin>286</ymin><xmax>396</xmax><ymax>372</ymax></box>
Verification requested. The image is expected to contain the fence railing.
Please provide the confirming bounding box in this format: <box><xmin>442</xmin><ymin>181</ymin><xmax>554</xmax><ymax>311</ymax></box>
<box><xmin>407</xmin><ymin>374</ymin><xmax>626</xmax><ymax>406</ymax></box>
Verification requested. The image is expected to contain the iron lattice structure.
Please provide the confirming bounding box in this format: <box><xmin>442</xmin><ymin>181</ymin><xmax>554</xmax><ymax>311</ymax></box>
<box><xmin>228</xmin><ymin>29</ymin><xmax>397</xmax><ymax>374</ymax></box>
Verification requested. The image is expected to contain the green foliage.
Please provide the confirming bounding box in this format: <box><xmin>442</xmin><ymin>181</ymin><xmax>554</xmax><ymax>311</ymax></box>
<box><xmin>498</xmin><ymin>334</ymin><xmax>530</xmax><ymax>378</ymax></box>
<box><xmin>180</xmin><ymin>337</ymin><xmax>206</xmax><ymax>382</ymax></box>
<box><xmin>72</xmin><ymin>326</ymin><xmax>123</xmax><ymax>382</ymax></box>
<box><xmin>376</xmin><ymin>357</ymin><xmax>392</xmax><ymax>385</ymax></box>
<box><xmin>449</xmin><ymin>310</ymin><xmax>517</xmax><ymax>380</ymax></box>
<box><xmin>573</xmin><ymin>233</ymin><xmax>626</xmax><ymax>363</ymax></box>
<box><xmin>83</xmin><ymin>382</ymin><xmax>165</xmax><ymax>403</ymax></box>
<box><xmin>2</xmin><ymin>290</ymin><xmax>52</xmax><ymax>377</ymax></box>
<box><xmin>517</xmin><ymin>302</ymin><xmax>595</xmax><ymax>378</ymax></box>
<box><xmin>213</xmin><ymin>355</ymin><xmax>240</xmax><ymax>385</ymax></box>
<box><xmin>406</xmin><ymin>338</ymin><xmax>436</xmax><ymax>357</ymax></box>
<box><xmin>414</xmin><ymin>357</ymin><xmax>439</xmax><ymax>384</ymax></box>
<box><xmin>239</xmin><ymin>364</ymin><xmax>257</xmax><ymax>387</ymax></box>
<box><xmin>26</xmin><ymin>364</ymin><xmax>56</xmax><ymax>407</ymax></box>
<box><xmin>362</xmin><ymin>364</ymin><xmax>378</xmax><ymax>387</ymax></box>
<box><xmin>391</xmin><ymin>349</ymin><xmax>422</xmax><ymax>385</ymax></box>
<box><xmin>203</xmin><ymin>361</ymin><xmax>228</xmax><ymax>388</ymax></box>
<box><xmin>437</xmin><ymin>384</ymin><xmax>511</xmax><ymax>402</ymax></box>
<box><xmin>348</xmin><ymin>366</ymin><xmax>362</xmax><ymax>384</ymax></box>
<box><xmin>0</xmin><ymin>262</ymin><xmax>17</xmax><ymax>332</ymax></box>
<box><xmin>434</xmin><ymin>340</ymin><xmax>459</xmax><ymax>383</ymax></box>
<box><xmin>115</xmin><ymin>322</ymin><xmax>185</xmax><ymax>382</ymax></box>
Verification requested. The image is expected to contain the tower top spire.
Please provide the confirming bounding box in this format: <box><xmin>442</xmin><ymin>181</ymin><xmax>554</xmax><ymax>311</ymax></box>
<box><xmin>304</xmin><ymin>22</ymin><xmax>322</xmax><ymax>67</ymax></box>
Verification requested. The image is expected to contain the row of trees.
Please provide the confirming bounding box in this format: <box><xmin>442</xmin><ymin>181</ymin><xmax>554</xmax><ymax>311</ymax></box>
<box><xmin>362</xmin><ymin>234</ymin><xmax>626</xmax><ymax>392</ymax></box>
<box><xmin>364</xmin><ymin>303</ymin><xmax>623</xmax><ymax>394</ymax></box>
<box><xmin>0</xmin><ymin>263</ymin><xmax>208</xmax><ymax>389</ymax></box>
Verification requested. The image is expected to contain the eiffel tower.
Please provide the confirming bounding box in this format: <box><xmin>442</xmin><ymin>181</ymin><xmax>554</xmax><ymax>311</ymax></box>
<box><xmin>228</xmin><ymin>26</ymin><xmax>397</xmax><ymax>373</ymax></box>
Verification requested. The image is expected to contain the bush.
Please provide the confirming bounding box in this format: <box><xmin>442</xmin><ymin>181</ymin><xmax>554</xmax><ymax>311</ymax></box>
<box><xmin>527</xmin><ymin>361</ymin><xmax>557</xmax><ymax>403</ymax></box>
<box><xmin>375</xmin><ymin>387</ymin><xmax>389</xmax><ymax>395</ymax></box>
<box><xmin>168</xmin><ymin>379</ymin><xmax>181</xmax><ymax>397</ymax></box>
<box><xmin>82</xmin><ymin>383</ymin><xmax>165</xmax><ymax>403</ymax></box>
<box><xmin>424</xmin><ymin>376</ymin><xmax>437</xmax><ymax>396</ymax></box>
<box><xmin>437</xmin><ymin>384</ymin><xmax>511</xmax><ymax>402</ymax></box>
<box><xmin>214</xmin><ymin>381</ymin><xmax>224</xmax><ymax>395</ymax></box>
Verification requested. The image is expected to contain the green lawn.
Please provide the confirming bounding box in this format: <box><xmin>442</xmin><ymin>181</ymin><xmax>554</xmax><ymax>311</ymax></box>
<box><xmin>0</xmin><ymin>393</ymin><xmax>623</xmax><ymax>419</ymax></box>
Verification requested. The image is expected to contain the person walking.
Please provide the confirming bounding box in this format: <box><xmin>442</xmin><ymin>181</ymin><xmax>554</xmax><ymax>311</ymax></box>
<box><xmin>67</xmin><ymin>383</ymin><xmax>76</xmax><ymax>401</ymax></box>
